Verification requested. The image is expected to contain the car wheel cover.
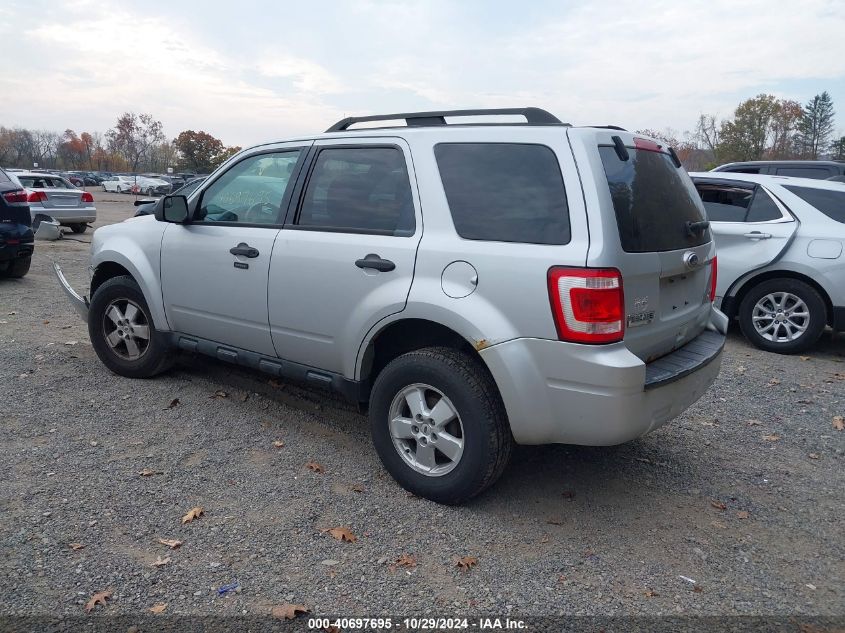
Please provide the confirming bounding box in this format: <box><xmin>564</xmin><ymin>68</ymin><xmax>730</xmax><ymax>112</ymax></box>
<box><xmin>752</xmin><ymin>292</ymin><xmax>810</xmax><ymax>343</ymax></box>
<box><xmin>388</xmin><ymin>383</ymin><xmax>465</xmax><ymax>477</ymax></box>
<box><xmin>101</xmin><ymin>298</ymin><xmax>151</xmax><ymax>361</ymax></box>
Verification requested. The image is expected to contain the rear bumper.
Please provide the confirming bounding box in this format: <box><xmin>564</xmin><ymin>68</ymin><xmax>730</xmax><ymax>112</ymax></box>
<box><xmin>30</xmin><ymin>206</ymin><xmax>96</xmax><ymax>224</ymax></box>
<box><xmin>479</xmin><ymin>307</ymin><xmax>727</xmax><ymax>446</ymax></box>
<box><xmin>0</xmin><ymin>225</ymin><xmax>34</xmax><ymax>261</ymax></box>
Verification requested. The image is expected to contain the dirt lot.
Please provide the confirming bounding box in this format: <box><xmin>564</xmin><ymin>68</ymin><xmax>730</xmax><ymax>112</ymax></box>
<box><xmin>1</xmin><ymin>191</ymin><xmax>844</xmax><ymax>624</ymax></box>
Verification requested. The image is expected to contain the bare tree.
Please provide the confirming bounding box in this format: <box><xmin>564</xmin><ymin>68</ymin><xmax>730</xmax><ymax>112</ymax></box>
<box><xmin>106</xmin><ymin>112</ymin><xmax>166</xmax><ymax>172</ymax></box>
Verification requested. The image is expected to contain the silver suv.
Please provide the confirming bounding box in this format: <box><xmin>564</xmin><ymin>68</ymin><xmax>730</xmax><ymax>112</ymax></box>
<box><xmin>55</xmin><ymin>108</ymin><xmax>728</xmax><ymax>504</ymax></box>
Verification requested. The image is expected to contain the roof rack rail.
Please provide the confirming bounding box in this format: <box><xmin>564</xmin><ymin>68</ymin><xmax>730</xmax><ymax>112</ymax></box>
<box><xmin>326</xmin><ymin>107</ymin><xmax>565</xmax><ymax>132</ymax></box>
<box><xmin>584</xmin><ymin>125</ymin><xmax>628</xmax><ymax>131</ymax></box>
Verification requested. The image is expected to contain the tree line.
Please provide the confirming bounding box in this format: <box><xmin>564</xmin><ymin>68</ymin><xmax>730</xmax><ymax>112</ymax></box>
<box><xmin>639</xmin><ymin>91</ymin><xmax>842</xmax><ymax>170</ymax></box>
<box><xmin>0</xmin><ymin>113</ymin><xmax>241</xmax><ymax>174</ymax></box>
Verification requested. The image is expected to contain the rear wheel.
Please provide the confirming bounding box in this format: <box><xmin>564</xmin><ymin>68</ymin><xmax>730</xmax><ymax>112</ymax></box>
<box><xmin>88</xmin><ymin>275</ymin><xmax>174</xmax><ymax>378</ymax></box>
<box><xmin>69</xmin><ymin>223</ymin><xmax>87</xmax><ymax>234</ymax></box>
<box><xmin>1</xmin><ymin>256</ymin><xmax>31</xmax><ymax>279</ymax></box>
<box><xmin>369</xmin><ymin>347</ymin><xmax>513</xmax><ymax>504</ymax></box>
<box><xmin>738</xmin><ymin>278</ymin><xmax>826</xmax><ymax>354</ymax></box>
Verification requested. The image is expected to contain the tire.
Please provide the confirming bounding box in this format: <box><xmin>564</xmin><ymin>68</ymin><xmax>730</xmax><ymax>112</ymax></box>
<box><xmin>102</xmin><ymin>185</ymin><xmax>107</xmax><ymax>192</ymax></box>
<box><xmin>69</xmin><ymin>223</ymin><xmax>87</xmax><ymax>234</ymax></box>
<box><xmin>1</xmin><ymin>256</ymin><xmax>31</xmax><ymax>279</ymax></box>
<box><xmin>738</xmin><ymin>278</ymin><xmax>826</xmax><ymax>354</ymax></box>
<box><xmin>88</xmin><ymin>275</ymin><xmax>175</xmax><ymax>378</ymax></box>
<box><xmin>369</xmin><ymin>347</ymin><xmax>513</xmax><ymax>504</ymax></box>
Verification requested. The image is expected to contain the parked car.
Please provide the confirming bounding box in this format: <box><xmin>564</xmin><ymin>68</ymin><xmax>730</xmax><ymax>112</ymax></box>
<box><xmin>691</xmin><ymin>172</ymin><xmax>845</xmax><ymax>353</ymax></box>
<box><xmin>102</xmin><ymin>175</ymin><xmax>138</xmax><ymax>193</ymax></box>
<box><xmin>68</xmin><ymin>171</ymin><xmax>103</xmax><ymax>186</ymax></box>
<box><xmin>0</xmin><ymin>166</ymin><xmax>34</xmax><ymax>278</ymax></box>
<box><xmin>133</xmin><ymin>177</ymin><xmax>207</xmax><ymax>217</ymax></box>
<box><xmin>15</xmin><ymin>172</ymin><xmax>96</xmax><ymax>233</ymax></box>
<box><xmin>712</xmin><ymin>160</ymin><xmax>845</xmax><ymax>180</ymax></box>
<box><xmin>133</xmin><ymin>176</ymin><xmax>171</xmax><ymax>196</ymax></box>
<box><xmin>54</xmin><ymin>108</ymin><xmax>727</xmax><ymax>504</ymax></box>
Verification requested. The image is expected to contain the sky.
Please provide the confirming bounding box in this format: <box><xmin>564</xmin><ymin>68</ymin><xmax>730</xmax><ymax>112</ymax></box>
<box><xmin>1</xmin><ymin>0</ymin><xmax>844</xmax><ymax>147</ymax></box>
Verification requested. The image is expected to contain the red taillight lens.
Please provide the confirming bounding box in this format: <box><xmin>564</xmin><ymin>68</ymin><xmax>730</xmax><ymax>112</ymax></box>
<box><xmin>548</xmin><ymin>267</ymin><xmax>625</xmax><ymax>344</ymax></box>
<box><xmin>26</xmin><ymin>191</ymin><xmax>48</xmax><ymax>203</ymax></box>
<box><xmin>2</xmin><ymin>189</ymin><xmax>28</xmax><ymax>205</ymax></box>
<box><xmin>81</xmin><ymin>192</ymin><xmax>94</xmax><ymax>203</ymax></box>
<box><xmin>709</xmin><ymin>256</ymin><xmax>718</xmax><ymax>302</ymax></box>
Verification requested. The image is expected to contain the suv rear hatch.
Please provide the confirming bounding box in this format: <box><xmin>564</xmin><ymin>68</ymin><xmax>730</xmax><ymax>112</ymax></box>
<box><xmin>571</xmin><ymin>129</ymin><xmax>715</xmax><ymax>362</ymax></box>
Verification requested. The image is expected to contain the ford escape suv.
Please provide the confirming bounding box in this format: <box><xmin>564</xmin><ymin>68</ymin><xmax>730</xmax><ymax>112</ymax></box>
<box><xmin>54</xmin><ymin>108</ymin><xmax>728</xmax><ymax>504</ymax></box>
<box><xmin>0</xmin><ymin>166</ymin><xmax>34</xmax><ymax>278</ymax></box>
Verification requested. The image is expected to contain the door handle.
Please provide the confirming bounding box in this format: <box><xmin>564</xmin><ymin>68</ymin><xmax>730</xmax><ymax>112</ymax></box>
<box><xmin>743</xmin><ymin>232</ymin><xmax>772</xmax><ymax>240</ymax></box>
<box><xmin>229</xmin><ymin>242</ymin><xmax>260</xmax><ymax>258</ymax></box>
<box><xmin>355</xmin><ymin>253</ymin><xmax>395</xmax><ymax>272</ymax></box>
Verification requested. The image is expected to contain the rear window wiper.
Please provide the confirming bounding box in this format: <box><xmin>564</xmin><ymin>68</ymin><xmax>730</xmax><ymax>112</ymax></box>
<box><xmin>611</xmin><ymin>136</ymin><xmax>629</xmax><ymax>161</ymax></box>
<box><xmin>686</xmin><ymin>220</ymin><xmax>710</xmax><ymax>236</ymax></box>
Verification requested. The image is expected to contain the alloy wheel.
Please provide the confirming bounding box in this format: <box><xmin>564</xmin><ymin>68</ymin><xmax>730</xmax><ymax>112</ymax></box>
<box><xmin>752</xmin><ymin>292</ymin><xmax>809</xmax><ymax>343</ymax></box>
<box><xmin>388</xmin><ymin>383</ymin><xmax>465</xmax><ymax>477</ymax></box>
<box><xmin>101</xmin><ymin>298</ymin><xmax>151</xmax><ymax>360</ymax></box>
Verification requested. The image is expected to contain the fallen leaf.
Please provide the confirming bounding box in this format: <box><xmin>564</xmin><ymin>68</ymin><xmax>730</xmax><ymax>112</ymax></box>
<box><xmin>455</xmin><ymin>556</ymin><xmax>478</xmax><ymax>571</ymax></box>
<box><xmin>762</xmin><ymin>434</ymin><xmax>781</xmax><ymax>442</ymax></box>
<box><xmin>350</xmin><ymin>483</ymin><xmax>365</xmax><ymax>493</ymax></box>
<box><xmin>69</xmin><ymin>542</ymin><xmax>85</xmax><ymax>550</ymax></box>
<box><xmin>693</xmin><ymin>585</ymin><xmax>703</xmax><ymax>593</ymax></box>
<box><xmin>157</xmin><ymin>538</ymin><xmax>183</xmax><ymax>549</ymax></box>
<box><xmin>84</xmin><ymin>589</ymin><xmax>113</xmax><ymax>612</ymax></box>
<box><xmin>239</xmin><ymin>392</ymin><xmax>250</xmax><ymax>402</ymax></box>
<box><xmin>710</xmin><ymin>500</ymin><xmax>727</xmax><ymax>511</ymax></box>
<box><xmin>139</xmin><ymin>468</ymin><xmax>162</xmax><ymax>477</ymax></box>
<box><xmin>746</xmin><ymin>419</ymin><xmax>763</xmax><ymax>426</ymax></box>
<box><xmin>271</xmin><ymin>604</ymin><xmax>310</xmax><ymax>620</ymax></box>
<box><xmin>833</xmin><ymin>416</ymin><xmax>844</xmax><ymax>431</ymax></box>
<box><xmin>644</xmin><ymin>589</ymin><xmax>659</xmax><ymax>598</ymax></box>
<box><xmin>65</xmin><ymin>340</ymin><xmax>78</xmax><ymax>346</ymax></box>
<box><xmin>736</xmin><ymin>511</ymin><xmax>750</xmax><ymax>520</ymax></box>
<box><xmin>181</xmin><ymin>506</ymin><xmax>204</xmax><ymax>524</ymax></box>
<box><xmin>768</xmin><ymin>378</ymin><xmax>781</xmax><ymax>385</ymax></box>
<box><xmin>395</xmin><ymin>553</ymin><xmax>417</xmax><ymax>568</ymax></box>
<box><xmin>43</xmin><ymin>320</ymin><xmax>50</xmax><ymax>324</ymax></box>
<box><xmin>164</xmin><ymin>398</ymin><xmax>180</xmax><ymax>410</ymax></box>
<box><xmin>272</xmin><ymin>440</ymin><xmax>285</xmax><ymax>448</ymax></box>
<box><xmin>808</xmin><ymin>453</ymin><xmax>820</xmax><ymax>460</ymax></box>
<box><xmin>305</xmin><ymin>461</ymin><xmax>325</xmax><ymax>474</ymax></box>
<box><xmin>210</xmin><ymin>390</ymin><xmax>229</xmax><ymax>399</ymax></box>
<box><xmin>149</xmin><ymin>603</ymin><xmax>167</xmax><ymax>614</ymax></box>
<box><xmin>321</xmin><ymin>526</ymin><xmax>357</xmax><ymax>543</ymax></box>
<box><xmin>151</xmin><ymin>556</ymin><xmax>171</xmax><ymax>567</ymax></box>
<box><xmin>269</xmin><ymin>378</ymin><xmax>282</xmax><ymax>388</ymax></box>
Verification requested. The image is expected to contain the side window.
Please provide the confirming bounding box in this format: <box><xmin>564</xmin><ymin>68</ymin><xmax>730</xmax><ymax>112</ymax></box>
<box><xmin>724</xmin><ymin>167</ymin><xmax>760</xmax><ymax>174</ymax></box>
<box><xmin>296</xmin><ymin>147</ymin><xmax>415</xmax><ymax>235</ymax></box>
<box><xmin>775</xmin><ymin>167</ymin><xmax>830</xmax><ymax>179</ymax></box>
<box><xmin>197</xmin><ymin>150</ymin><xmax>301</xmax><ymax>225</ymax></box>
<box><xmin>745</xmin><ymin>189</ymin><xmax>783</xmax><ymax>222</ymax></box>
<box><xmin>435</xmin><ymin>143</ymin><xmax>570</xmax><ymax>245</ymax></box>
<box><xmin>695</xmin><ymin>183</ymin><xmax>753</xmax><ymax>222</ymax></box>
<box><xmin>783</xmin><ymin>185</ymin><xmax>845</xmax><ymax>224</ymax></box>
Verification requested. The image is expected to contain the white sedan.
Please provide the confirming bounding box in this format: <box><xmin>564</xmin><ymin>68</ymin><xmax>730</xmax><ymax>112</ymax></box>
<box><xmin>102</xmin><ymin>176</ymin><xmax>139</xmax><ymax>193</ymax></box>
<box><xmin>691</xmin><ymin>172</ymin><xmax>845</xmax><ymax>353</ymax></box>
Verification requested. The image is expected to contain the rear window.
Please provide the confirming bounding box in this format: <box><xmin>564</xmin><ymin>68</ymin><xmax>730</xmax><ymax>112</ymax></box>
<box><xmin>18</xmin><ymin>175</ymin><xmax>71</xmax><ymax>189</ymax></box>
<box><xmin>434</xmin><ymin>143</ymin><xmax>570</xmax><ymax>245</ymax></box>
<box><xmin>599</xmin><ymin>146</ymin><xmax>710</xmax><ymax>252</ymax></box>
<box><xmin>783</xmin><ymin>185</ymin><xmax>845</xmax><ymax>223</ymax></box>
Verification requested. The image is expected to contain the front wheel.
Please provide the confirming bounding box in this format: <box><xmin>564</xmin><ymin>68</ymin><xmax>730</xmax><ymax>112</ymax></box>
<box><xmin>69</xmin><ymin>223</ymin><xmax>87</xmax><ymax>234</ymax></box>
<box><xmin>738</xmin><ymin>278</ymin><xmax>826</xmax><ymax>354</ymax></box>
<box><xmin>88</xmin><ymin>275</ymin><xmax>174</xmax><ymax>378</ymax></box>
<box><xmin>369</xmin><ymin>347</ymin><xmax>513</xmax><ymax>504</ymax></box>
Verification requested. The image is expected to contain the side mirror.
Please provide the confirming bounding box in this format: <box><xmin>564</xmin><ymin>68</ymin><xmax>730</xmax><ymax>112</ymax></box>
<box><xmin>157</xmin><ymin>195</ymin><xmax>189</xmax><ymax>223</ymax></box>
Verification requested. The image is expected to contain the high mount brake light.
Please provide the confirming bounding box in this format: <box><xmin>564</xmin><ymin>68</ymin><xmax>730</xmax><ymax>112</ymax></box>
<box><xmin>548</xmin><ymin>267</ymin><xmax>625</xmax><ymax>344</ymax></box>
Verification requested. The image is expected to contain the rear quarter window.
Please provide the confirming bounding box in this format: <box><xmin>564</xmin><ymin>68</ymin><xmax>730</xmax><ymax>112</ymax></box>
<box><xmin>599</xmin><ymin>146</ymin><xmax>710</xmax><ymax>252</ymax></box>
<box><xmin>434</xmin><ymin>143</ymin><xmax>570</xmax><ymax>245</ymax></box>
<box><xmin>783</xmin><ymin>185</ymin><xmax>845</xmax><ymax>223</ymax></box>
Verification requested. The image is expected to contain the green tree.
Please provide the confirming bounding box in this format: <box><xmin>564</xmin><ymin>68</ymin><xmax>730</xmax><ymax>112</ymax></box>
<box><xmin>766</xmin><ymin>100</ymin><xmax>803</xmax><ymax>159</ymax></box>
<box><xmin>830</xmin><ymin>136</ymin><xmax>845</xmax><ymax>160</ymax></box>
<box><xmin>717</xmin><ymin>94</ymin><xmax>779</xmax><ymax>162</ymax></box>
<box><xmin>796</xmin><ymin>91</ymin><xmax>835</xmax><ymax>159</ymax></box>
<box><xmin>174</xmin><ymin>130</ymin><xmax>225</xmax><ymax>172</ymax></box>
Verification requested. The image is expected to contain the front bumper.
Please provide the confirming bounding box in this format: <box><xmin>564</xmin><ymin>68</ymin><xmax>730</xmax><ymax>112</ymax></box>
<box><xmin>479</xmin><ymin>308</ymin><xmax>728</xmax><ymax>446</ymax></box>
<box><xmin>52</xmin><ymin>262</ymin><xmax>89</xmax><ymax>320</ymax></box>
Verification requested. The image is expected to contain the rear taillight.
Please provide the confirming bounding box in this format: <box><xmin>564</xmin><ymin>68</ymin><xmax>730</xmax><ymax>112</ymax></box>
<box><xmin>709</xmin><ymin>256</ymin><xmax>718</xmax><ymax>302</ymax></box>
<box><xmin>2</xmin><ymin>189</ymin><xmax>28</xmax><ymax>205</ymax></box>
<box><xmin>81</xmin><ymin>192</ymin><xmax>94</xmax><ymax>203</ymax></box>
<box><xmin>26</xmin><ymin>191</ymin><xmax>48</xmax><ymax>203</ymax></box>
<box><xmin>548</xmin><ymin>267</ymin><xmax>625</xmax><ymax>344</ymax></box>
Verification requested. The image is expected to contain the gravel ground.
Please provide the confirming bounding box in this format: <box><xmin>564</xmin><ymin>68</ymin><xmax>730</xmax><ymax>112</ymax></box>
<box><xmin>1</xmin><ymin>191</ymin><xmax>844</xmax><ymax>623</ymax></box>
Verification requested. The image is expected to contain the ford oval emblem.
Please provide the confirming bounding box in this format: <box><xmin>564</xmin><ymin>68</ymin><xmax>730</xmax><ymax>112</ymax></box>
<box><xmin>684</xmin><ymin>252</ymin><xmax>700</xmax><ymax>269</ymax></box>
